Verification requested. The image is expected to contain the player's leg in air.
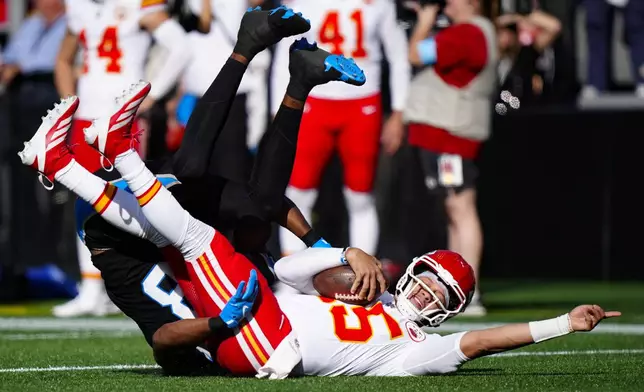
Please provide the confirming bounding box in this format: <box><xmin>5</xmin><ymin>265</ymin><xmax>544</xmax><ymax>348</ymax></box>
<box><xmin>17</xmin><ymin>97</ymin><xmax>170</xmax><ymax>249</ymax></box>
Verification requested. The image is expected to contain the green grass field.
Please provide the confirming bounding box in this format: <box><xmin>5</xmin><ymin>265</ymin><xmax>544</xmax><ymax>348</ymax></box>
<box><xmin>0</xmin><ymin>281</ymin><xmax>643</xmax><ymax>392</ymax></box>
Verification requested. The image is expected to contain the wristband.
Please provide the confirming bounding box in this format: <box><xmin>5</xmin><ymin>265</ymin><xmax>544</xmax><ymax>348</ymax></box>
<box><xmin>340</xmin><ymin>247</ymin><xmax>349</xmax><ymax>265</ymax></box>
<box><xmin>417</xmin><ymin>37</ymin><xmax>437</xmax><ymax>65</ymax></box>
<box><xmin>529</xmin><ymin>314</ymin><xmax>573</xmax><ymax>343</ymax></box>
<box><xmin>300</xmin><ymin>229</ymin><xmax>322</xmax><ymax>247</ymax></box>
<box><xmin>208</xmin><ymin>316</ymin><xmax>225</xmax><ymax>332</ymax></box>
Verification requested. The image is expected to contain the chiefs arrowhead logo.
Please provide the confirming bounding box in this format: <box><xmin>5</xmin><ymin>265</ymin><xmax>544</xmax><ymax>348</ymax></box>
<box><xmin>405</xmin><ymin>321</ymin><xmax>426</xmax><ymax>342</ymax></box>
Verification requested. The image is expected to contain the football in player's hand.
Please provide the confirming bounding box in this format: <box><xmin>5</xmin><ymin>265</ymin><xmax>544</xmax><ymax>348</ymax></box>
<box><xmin>313</xmin><ymin>266</ymin><xmax>389</xmax><ymax>306</ymax></box>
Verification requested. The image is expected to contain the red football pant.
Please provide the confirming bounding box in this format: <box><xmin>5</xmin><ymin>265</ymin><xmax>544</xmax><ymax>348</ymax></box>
<box><xmin>289</xmin><ymin>94</ymin><xmax>382</xmax><ymax>192</ymax></box>
<box><xmin>171</xmin><ymin>231</ymin><xmax>293</xmax><ymax>376</ymax></box>
<box><xmin>69</xmin><ymin>119</ymin><xmax>143</xmax><ymax>174</ymax></box>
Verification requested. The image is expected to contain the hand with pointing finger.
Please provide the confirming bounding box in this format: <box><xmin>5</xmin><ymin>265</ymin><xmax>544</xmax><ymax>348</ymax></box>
<box><xmin>568</xmin><ymin>304</ymin><xmax>621</xmax><ymax>332</ymax></box>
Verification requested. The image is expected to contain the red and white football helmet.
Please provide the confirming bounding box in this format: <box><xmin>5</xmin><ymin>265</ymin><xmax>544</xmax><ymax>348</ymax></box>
<box><xmin>394</xmin><ymin>250</ymin><xmax>476</xmax><ymax>327</ymax></box>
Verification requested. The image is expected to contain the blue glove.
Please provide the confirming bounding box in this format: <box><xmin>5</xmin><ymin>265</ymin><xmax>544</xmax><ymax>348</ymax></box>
<box><xmin>219</xmin><ymin>269</ymin><xmax>259</xmax><ymax>328</ymax></box>
<box><xmin>311</xmin><ymin>238</ymin><xmax>331</xmax><ymax>248</ymax></box>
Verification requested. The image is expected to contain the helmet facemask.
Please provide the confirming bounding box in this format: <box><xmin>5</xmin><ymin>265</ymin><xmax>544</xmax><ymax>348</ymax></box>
<box><xmin>394</xmin><ymin>254</ymin><xmax>471</xmax><ymax>327</ymax></box>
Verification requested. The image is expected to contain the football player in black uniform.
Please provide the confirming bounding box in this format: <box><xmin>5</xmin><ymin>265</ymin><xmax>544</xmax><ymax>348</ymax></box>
<box><xmin>24</xmin><ymin>5</ymin><xmax>369</xmax><ymax>375</ymax></box>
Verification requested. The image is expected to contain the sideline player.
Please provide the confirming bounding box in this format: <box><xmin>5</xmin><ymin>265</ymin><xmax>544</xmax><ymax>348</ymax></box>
<box><xmin>19</xmin><ymin>7</ymin><xmax>371</xmax><ymax>377</ymax></box>
<box><xmin>53</xmin><ymin>0</ymin><xmax>191</xmax><ymax>317</ymax></box>
<box><xmin>154</xmin><ymin>249</ymin><xmax>621</xmax><ymax>377</ymax></box>
<box><xmin>273</xmin><ymin>0</ymin><xmax>411</xmax><ymax>257</ymax></box>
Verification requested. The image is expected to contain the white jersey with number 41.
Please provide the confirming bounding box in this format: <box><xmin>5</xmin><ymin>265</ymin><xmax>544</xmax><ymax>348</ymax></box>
<box><xmin>274</xmin><ymin>285</ymin><xmax>468</xmax><ymax>376</ymax></box>
<box><xmin>65</xmin><ymin>0</ymin><xmax>166</xmax><ymax>119</ymax></box>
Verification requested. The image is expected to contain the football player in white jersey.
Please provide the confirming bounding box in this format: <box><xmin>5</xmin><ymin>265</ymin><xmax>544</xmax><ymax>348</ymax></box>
<box><xmin>53</xmin><ymin>0</ymin><xmax>190</xmax><ymax>317</ymax></box>
<box><xmin>274</xmin><ymin>0</ymin><xmax>411</xmax><ymax>258</ymax></box>
<box><xmin>152</xmin><ymin>247</ymin><xmax>620</xmax><ymax>377</ymax></box>
<box><xmin>269</xmin><ymin>248</ymin><xmax>620</xmax><ymax>376</ymax></box>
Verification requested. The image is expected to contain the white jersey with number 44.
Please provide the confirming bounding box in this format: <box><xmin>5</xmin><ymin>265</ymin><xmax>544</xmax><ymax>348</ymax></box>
<box><xmin>272</xmin><ymin>0</ymin><xmax>409</xmax><ymax>113</ymax></box>
<box><xmin>274</xmin><ymin>285</ymin><xmax>468</xmax><ymax>376</ymax></box>
<box><xmin>65</xmin><ymin>0</ymin><xmax>166</xmax><ymax>119</ymax></box>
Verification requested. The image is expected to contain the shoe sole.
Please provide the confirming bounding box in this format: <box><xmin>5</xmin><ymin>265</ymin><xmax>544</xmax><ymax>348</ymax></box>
<box><xmin>18</xmin><ymin>97</ymin><xmax>79</xmax><ymax>169</ymax></box>
<box><xmin>324</xmin><ymin>55</ymin><xmax>366</xmax><ymax>86</ymax></box>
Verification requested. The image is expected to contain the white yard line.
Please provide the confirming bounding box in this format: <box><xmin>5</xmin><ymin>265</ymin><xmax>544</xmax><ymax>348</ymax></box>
<box><xmin>0</xmin><ymin>331</ymin><xmax>139</xmax><ymax>341</ymax></box>
<box><xmin>1</xmin><ymin>349</ymin><xmax>643</xmax><ymax>373</ymax></box>
<box><xmin>492</xmin><ymin>349</ymin><xmax>644</xmax><ymax>358</ymax></box>
<box><xmin>0</xmin><ymin>364</ymin><xmax>159</xmax><ymax>373</ymax></box>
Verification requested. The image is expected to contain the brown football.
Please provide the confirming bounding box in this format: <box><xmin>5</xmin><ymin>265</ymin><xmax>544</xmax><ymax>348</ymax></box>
<box><xmin>313</xmin><ymin>265</ymin><xmax>389</xmax><ymax>306</ymax></box>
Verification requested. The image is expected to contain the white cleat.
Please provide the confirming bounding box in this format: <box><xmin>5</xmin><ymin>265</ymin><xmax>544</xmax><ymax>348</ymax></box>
<box><xmin>18</xmin><ymin>96</ymin><xmax>79</xmax><ymax>189</ymax></box>
<box><xmin>52</xmin><ymin>282</ymin><xmax>121</xmax><ymax>318</ymax></box>
<box><xmin>83</xmin><ymin>80</ymin><xmax>151</xmax><ymax>165</ymax></box>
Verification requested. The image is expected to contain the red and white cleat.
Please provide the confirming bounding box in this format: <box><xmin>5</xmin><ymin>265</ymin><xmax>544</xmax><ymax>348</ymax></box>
<box><xmin>17</xmin><ymin>96</ymin><xmax>79</xmax><ymax>190</ymax></box>
<box><xmin>84</xmin><ymin>80</ymin><xmax>151</xmax><ymax>165</ymax></box>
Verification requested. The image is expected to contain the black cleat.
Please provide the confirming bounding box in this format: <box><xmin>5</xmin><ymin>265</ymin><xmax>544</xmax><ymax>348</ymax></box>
<box><xmin>234</xmin><ymin>5</ymin><xmax>311</xmax><ymax>60</ymax></box>
<box><xmin>289</xmin><ymin>38</ymin><xmax>366</xmax><ymax>88</ymax></box>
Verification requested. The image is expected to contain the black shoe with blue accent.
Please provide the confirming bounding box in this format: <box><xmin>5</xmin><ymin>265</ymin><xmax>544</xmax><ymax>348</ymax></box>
<box><xmin>233</xmin><ymin>5</ymin><xmax>311</xmax><ymax>60</ymax></box>
<box><xmin>286</xmin><ymin>38</ymin><xmax>367</xmax><ymax>102</ymax></box>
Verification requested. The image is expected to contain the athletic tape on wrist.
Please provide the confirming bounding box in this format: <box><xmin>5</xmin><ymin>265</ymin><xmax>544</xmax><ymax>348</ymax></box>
<box><xmin>529</xmin><ymin>314</ymin><xmax>573</xmax><ymax>343</ymax></box>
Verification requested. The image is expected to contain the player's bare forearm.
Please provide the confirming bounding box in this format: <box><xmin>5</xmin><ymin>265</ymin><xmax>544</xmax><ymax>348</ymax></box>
<box><xmin>55</xmin><ymin>30</ymin><xmax>79</xmax><ymax>97</ymax></box>
<box><xmin>279</xmin><ymin>197</ymin><xmax>312</xmax><ymax>239</ymax></box>
<box><xmin>459</xmin><ymin>323</ymin><xmax>534</xmax><ymax>359</ymax></box>
<box><xmin>459</xmin><ymin>305</ymin><xmax>621</xmax><ymax>360</ymax></box>
<box><xmin>152</xmin><ymin>317</ymin><xmax>224</xmax><ymax>352</ymax></box>
<box><xmin>198</xmin><ymin>0</ymin><xmax>212</xmax><ymax>33</ymax></box>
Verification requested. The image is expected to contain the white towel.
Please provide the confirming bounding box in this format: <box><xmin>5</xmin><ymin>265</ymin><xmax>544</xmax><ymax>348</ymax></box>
<box><xmin>255</xmin><ymin>331</ymin><xmax>302</xmax><ymax>380</ymax></box>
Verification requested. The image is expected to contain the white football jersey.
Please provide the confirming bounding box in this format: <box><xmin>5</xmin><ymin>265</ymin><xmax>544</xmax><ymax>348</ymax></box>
<box><xmin>271</xmin><ymin>0</ymin><xmax>409</xmax><ymax>114</ymax></box>
<box><xmin>66</xmin><ymin>0</ymin><xmax>166</xmax><ymax>119</ymax></box>
<box><xmin>275</xmin><ymin>285</ymin><xmax>468</xmax><ymax>376</ymax></box>
<box><xmin>182</xmin><ymin>0</ymin><xmax>268</xmax><ymax>96</ymax></box>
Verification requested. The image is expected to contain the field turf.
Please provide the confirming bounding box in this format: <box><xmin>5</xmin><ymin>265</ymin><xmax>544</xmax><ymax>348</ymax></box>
<box><xmin>0</xmin><ymin>281</ymin><xmax>642</xmax><ymax>392</ymax></box>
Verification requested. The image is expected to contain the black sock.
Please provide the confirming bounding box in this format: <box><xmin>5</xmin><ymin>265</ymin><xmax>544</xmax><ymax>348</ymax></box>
<box><xmin>285</xmin><ymin>78</ymin><xmax>313</xmax><ymax>103</ymax></box>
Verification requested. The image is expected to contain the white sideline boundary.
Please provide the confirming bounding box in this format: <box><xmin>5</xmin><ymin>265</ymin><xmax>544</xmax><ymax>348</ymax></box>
<box><xmin>0</xmin><ymin>364</ymin><xmax>160</xmax><ymax>373</ymax></box>
<box><xmin>1</xmin><ymin>349</ymin><xmax>643</xmax><ymax>373</ymax></box>
<box><xmin>0</xmin><ymin>331</ymin><xmax>139</xmax><ymax>341</ymax></box>
<box><xmin>1</xmin><ymin>317</ymin><xmax>644</xmax><ymax>335</ymax></box>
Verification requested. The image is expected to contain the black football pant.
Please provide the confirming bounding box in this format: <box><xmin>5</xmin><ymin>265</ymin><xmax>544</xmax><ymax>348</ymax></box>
<box><xmin>170</xmin><ymin>57</ymin><xmax>303</xmax><ymax>222</ymax></box>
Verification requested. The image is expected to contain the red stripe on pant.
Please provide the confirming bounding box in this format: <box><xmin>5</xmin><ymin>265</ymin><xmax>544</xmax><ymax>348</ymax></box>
<box><xmin>178</xmin><ymin>232</ymin><xmax>293</xmax><ymax>376</ymax></box>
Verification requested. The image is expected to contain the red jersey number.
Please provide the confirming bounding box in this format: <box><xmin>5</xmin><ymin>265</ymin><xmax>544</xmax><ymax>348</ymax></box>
<box><xmin>80</xmin><ymin>26</ymin><xmax>123</xmax><ymax>74</ymax></box>
<box><xmin>318</xmin><ymin>10</ymin><xmax>368</xmax><ymax>59</ymax></box>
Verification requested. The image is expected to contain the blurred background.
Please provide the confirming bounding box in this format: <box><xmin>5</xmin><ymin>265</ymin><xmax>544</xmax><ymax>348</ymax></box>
<box><xmin>0</xmin><ymin>0</ymin><xmax>642</xmax><ymax>318</ymax></box>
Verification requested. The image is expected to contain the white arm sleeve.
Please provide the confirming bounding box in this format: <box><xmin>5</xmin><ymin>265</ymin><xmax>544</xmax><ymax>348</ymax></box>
<box><xmin>273</xmin><ymin>247</ymin><xmax>345</xmax><ymax>295</ymax></box>
<box><xmin>379</xmin><ymin>0</ymin><xmax>411</xmax><ymax>111</ymax></box>
<box><xmin>402</xmin><ymin>332</ymin><xmax>470</xmax><ymax>375</ymax></box>
<box><xmin>148</xmin><ymin>18</ymin><xmax>191</xmax><ymax>100</ymax></box>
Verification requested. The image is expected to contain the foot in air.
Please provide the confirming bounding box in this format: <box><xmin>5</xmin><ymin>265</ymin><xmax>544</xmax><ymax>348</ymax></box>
<box><xmin>18</xmin><ymin>96</ymin><xmax>79</xmax><ymax>189</ymax></box>
<box><xmin>289</xmin><ymin>38</ymin><xmax>367</xmax><ymax>89</ymax></box>
<box><xmin>234</xmin><ymin>5</ymin><xmax>311</xmax><ymax>60</ymax></box>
